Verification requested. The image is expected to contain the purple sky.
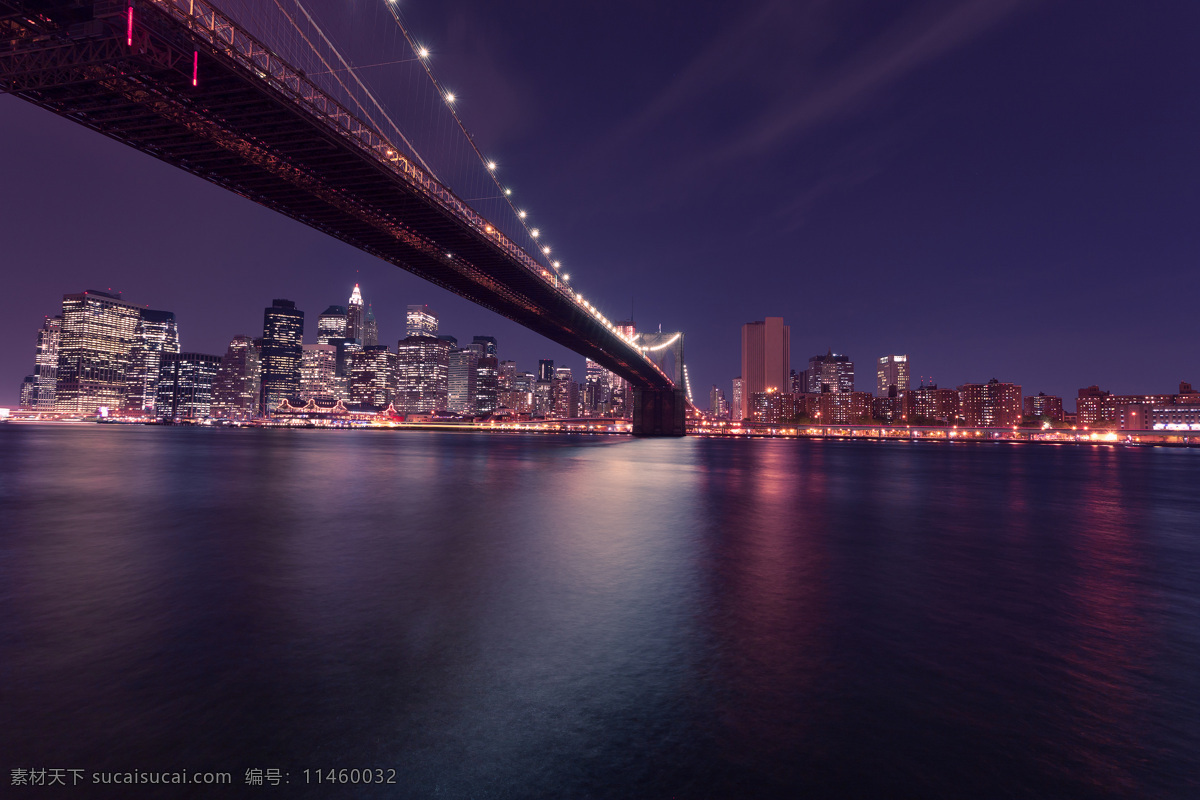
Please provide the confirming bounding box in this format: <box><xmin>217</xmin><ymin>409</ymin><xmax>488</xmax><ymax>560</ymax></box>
<box><xmin>3</xmin><ymin>0</ymin><xmax>1199</xmax><ymax>407</ymax></box>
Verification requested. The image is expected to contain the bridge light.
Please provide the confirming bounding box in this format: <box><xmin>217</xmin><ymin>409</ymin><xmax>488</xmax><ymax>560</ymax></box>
<box><xmin>418</xmin><ymin>47</ymin><xmax>429</xmax><ymax>59</ymax></box>
<box><xmin>563</xmin><ymin>274</ymin><xmax>570</xmax><ymax>281</ymax></box>
<box><xmin>518</xmin><ymin>210</ymin><xmax>526</xmax><ymax>219</ymax></box>
<box><xmin>542</xmin><ymin>246</ymin><xmax>551</xmax><ymax>255</ymax></box>
<box><xmin>531</xmin><ymin>229</ymin><xmax>539</xmax><ymax>238</ymax></box>
<box><xmin>444</xmin><ymin>92</ymin><xmax>456</xmax><ymax>104</ymax></box>
<box><xmin>505</xmin><ymin>188</ymin><xmax>512</xmax><ymax>196</ymax></box>
<box><xmin>486</xmin><ymin>161</ymin><xmax>497</xmax><ymax>171</ymax></box>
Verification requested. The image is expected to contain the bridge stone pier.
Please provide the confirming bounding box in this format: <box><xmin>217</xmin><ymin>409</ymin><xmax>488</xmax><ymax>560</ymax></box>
<box><xmin>632</xmin><ymin>388</ymin><xmax>687</xmax><ymax>437</ymax></box>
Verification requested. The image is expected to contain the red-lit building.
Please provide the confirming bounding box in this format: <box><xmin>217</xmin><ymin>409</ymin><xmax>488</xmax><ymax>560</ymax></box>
<box><xmin>1076</xmin><ymin>383</ymin><xmax>1200</xmax><ymax>425</ymax></box>
<box><xmin>958</xmin><ymin>379</ymin><xmax>1022</xmax><ymax>428</ymax></box>
<box><xmin>1023</xmin><ymin>393</ymin><xmax>1064</xmax><ymax>421</ymax></box>
<box><xmin>816</xmin><ymin>391</ymin><xmax>873</xmax><ymax>424</ymax></box>
<box><xmin>900</xmin><ymin>384</ymin><xmax>959</xmax><ymax>424</ymax></box>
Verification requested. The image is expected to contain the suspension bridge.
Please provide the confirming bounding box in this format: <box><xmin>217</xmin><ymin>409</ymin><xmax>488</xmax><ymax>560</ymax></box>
<box><xmin>0</xmin><ymin>0</ymin><xmax>688</xmax><ymax>434</ymax></box>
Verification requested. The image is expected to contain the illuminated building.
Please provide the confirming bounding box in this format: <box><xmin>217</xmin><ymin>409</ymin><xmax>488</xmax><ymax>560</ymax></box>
<box><xmin>816</xmin><ymin>391</ymin><xmax>872</xmax><ymax>424</ymax></box>
<box><xmin>124</xmin><ymin>308</ymin><xmax>179</xmax><ymax>414</ymax></box>
<box><xmin>750</xmin><ymin>390</ymin><xmax>795</xmax><ymax>424</ymax></box>
<box><xmin>610</xmin><ymin>320</ymin><xmax>636</xmax><ymax>418</ymax></box>
<box><xmin>316</xmin><ymin>305</ymin><xmax>348</xmax><ymax>344</ymax></box>
<box><xmin>347</xmin><ymin>345</ymin><xmax>397</xmax><ymax>409</ymax></box>
<box><xmin>877</xmin><ymin>355</ymin><xmax>909</xmax><ymax>396</ymax></box>
<box><xmin>1076</xmin><ymin>385</ymin><xmax>1184</xmax><ymax>425</ymax></box>
<box><xmin>709</xmin><ymin>385</ymin><xmax>727</xmax><ymax>418</ymax></box>
<box><xmin>1024</xmin><ymin>393</ymin><xmax>1064</xmax><ymax>421</ymax></box>
<box><xmin>155</xmin><ymin>352</ymin><xmax>221</xmax><ymax>420</ymax></box>
<box><xmin>551</xmin><ymin>366</ymin><xmax>579</xmax><ymax>418</ymax></box>
<box><xmin>406</xmin><ymin>304</ymin><xmax>439</xmax><ymax>338</ymax></box>
<box><xmin>211</xmin><ymin>335</ymin><xmax>261</xmax><ymax>420</ymax></box>
<box><xmin>260</xmin><ymin>299</ymin><xmax>304</xmax><ymax>411</ymax></box>
<box><xmin>448</xmin><ymin>347</ymin><xmax>480</xmax><ymax>414</ymax></box>
<box><xmin>905</xmin><ymin>384</ymin><xmax>959</xmax><ymax>424</ymax></box>
<box><xmin>1124</xmin><ymin>404</ymin><xmax>1200</xmax><ymax>431</ymax></box>
<box><xmin>397</xmin><ymin>335</ymin><xmax>449</xmax><ymax>413</ymax></box>
<box><xmin>33</xmin><ymin>314</ymin><xmax>61</xmax><ymax>410</ymax></box>
<box><xmin>741</xmin><ymin>317</ymin><xmax>790</xmax><ymax>396</ymax></box>
<box><xmin>503</xmin><ymin>370</ymin><xmax>535</xmax><ymax>414</ymax></box>
<box><xmin>958</xmin><ymin>379</ymin><xmax>1022</xmax><ymax>427</ymax></box>
<box><xmin>346</xmin><ymin>284</ymin><xmax>364</xmax><ymax>343</ymax></box>
<box><xmin>472</xmin><ymin>336</ymin><xmax>499</xmax><ymax>414</ymax></box>
<box><xmin>301</xmin><ymin>343</ymin><xmax>339</xmax><ymax>403</ymax></box>
<box><xmin>582</xmin><ymin>359</ymin><xmax>610</xmax><ymax>416</ymax></box>
<box><xmin>362</xmin><ymin>304</ymin><xmax>379</xmax><ymax>347</ymax></box>
<box><xmin>806</xmin><ymin>350</ymin><xmax>854</xmax><ymax>393</ymax></box>
<box><xmin>19</xmin><ymin>375</ymin><xmax>36</xmax><ymax>409</ymax></box>
<box><xmin>732</xmin><ymin>377</ymin><xmax>744</xmax><ymax>421</ymax></box>
<box><xmin>55</xmin><ymin>289</ymin><xmax>142</xmax><ymax>415</ymax></box>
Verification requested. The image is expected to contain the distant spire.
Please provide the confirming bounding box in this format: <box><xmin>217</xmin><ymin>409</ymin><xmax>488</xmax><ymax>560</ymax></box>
<box><xmin>349</xmin><ymin>284</ymin><xmax>363</xmax><ymax>307</ymax></box>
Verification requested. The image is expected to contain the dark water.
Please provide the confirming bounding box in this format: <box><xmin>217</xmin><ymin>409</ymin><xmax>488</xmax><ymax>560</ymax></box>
<box><xmin>2</xmin><ymin>425</ymin><xmax>1199</xmax><ymax>798</ymax></box>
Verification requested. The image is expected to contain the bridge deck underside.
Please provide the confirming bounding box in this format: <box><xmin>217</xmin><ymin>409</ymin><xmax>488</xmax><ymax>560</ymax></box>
<box><xmin>1</xmin><ymin>0</ymin><xmax>672</xmax><ymax>391</ymax></box>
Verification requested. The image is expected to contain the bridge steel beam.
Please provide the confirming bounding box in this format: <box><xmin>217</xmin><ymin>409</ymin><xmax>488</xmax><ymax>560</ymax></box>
<box><xmin>1</xmin><ymin>0</ymin><xmax>684</xmax><ymax>420</ymax></box>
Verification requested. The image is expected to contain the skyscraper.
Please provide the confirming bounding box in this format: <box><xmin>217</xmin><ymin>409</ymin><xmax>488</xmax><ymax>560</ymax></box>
<box><xmin>317</xmin><ymin>305</ymin><xmax>348</xmax><ymax>344</ymax></box>
<box><xmin>709</xmin><ymin>385</ymin><xmax>727</xmax><ymax>417</ymax></box>
<box><xmin>732</xmin><ymin>377</ymin><xmax>744</xmax><ymax>421</ymax></box>
<box><xmin>300</xmin><ymin>343</ymin><xmax>339</xmax><ymax>403</ymax></box>
<box><xmin>211</xmin><ymin>335</ymin><xmax>261</xmax><ymax>420</ymax></box>
<box><xmin>583</xmin><ymin>359</ymin><xmax>610</xmax><ymax>416</ymax></box>
<box><xmin>397</xmin><ymin>334</ymin><xmax>450</xmax><ymax>413</ymax></box>
<box><xmin>806</xmin><ymin>351</ymin><xmax>854</xmax><ymax>393</ymax></box>
<box><xmin>448</xmin><ymin>347</ymin><xmax>479</xmax><ymax>414</ymax></box>
<box><xmin>472</xmin><ymin>336</ymin><xmax>499</xmax><ymax>414</ymax></box>
<box><xmin>610</xmin><ymin>319</ymin><xmax>636</xmax><ymax>418</ymax></box>
<box><xmin>346</xmin><ymin>284</ymin><xmax>364</xmax><ymax>343</ymax></box>
<box><xmin>33</xmin><ymin>314</ymin><xmax>61</xmax><ymax>410</ymax></box>
<box><xmin>155</xmin><ymin>352</ymin><xmax>221</xmax><ymax>420</ymax></box>
<box><xmin>347</xmin><ymin>345</ymin><xmax>397</xmax><ymax>409</ymax></box>
<box><xmin>260</xmin><ymin>299</ymin><xmax>304</xmax><ymax>412</ymax></box>
<box><xmin>125</xmin><ymin>308</ymin><xmax>179</xmax><ymax>414</ymax></box>
<box><xmin>19</xmin><ymin>375</ymin><xmax>36</xmax><ymax>410</ymax></box>
<box><xmin>741</xmin><ymin>318</ymin><xmax>790</xmax><ymax>396</ymax></box>
<box><xmin>363</xmin><ymin>304</ymin><xmax>379</xmax><ymax>347</ymax></box>
<box><xmin>877</xmin><ymin>355</ymin><xmax>910</xmax><ymax>396</ymax></box>
<box><xmin>55</xmin><ymin>289</ymin><xmax>142</xmax><ymax>415</ymax></box>
<box><xmin>406</xmin><ymin>304</ymin><xmax>438</xmax><ymax>338</ymax></box>
<box><xmin>551</xmin><ymin>366</ymin><xmax>579</xmax><ymax>418</ymax></box>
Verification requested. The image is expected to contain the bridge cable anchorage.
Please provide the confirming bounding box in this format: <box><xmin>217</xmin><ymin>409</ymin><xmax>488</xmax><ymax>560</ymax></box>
<box><xmin>373</xmin><ymin>1</ymin><xmax>658</xmax><ymax>374</ymax></box>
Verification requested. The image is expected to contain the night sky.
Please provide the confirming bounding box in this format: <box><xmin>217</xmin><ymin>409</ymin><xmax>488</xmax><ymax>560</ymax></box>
<box><xmin>3</xmin><ymin>0</ymin><xmax>1199</xmax><ymax>408</ymax></box>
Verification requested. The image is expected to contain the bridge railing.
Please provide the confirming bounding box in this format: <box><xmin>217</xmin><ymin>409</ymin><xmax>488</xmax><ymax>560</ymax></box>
<box><xmin>141</xmin><ymin>0</ymin><xmax>670</xmax><ymax>385</ymax></box>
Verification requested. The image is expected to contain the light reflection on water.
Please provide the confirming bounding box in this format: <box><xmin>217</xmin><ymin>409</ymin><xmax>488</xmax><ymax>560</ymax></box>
<box><xmin>2</xmin><ymin>426</ymin><xmax>1199</xmax><ymax>798</ymax></box>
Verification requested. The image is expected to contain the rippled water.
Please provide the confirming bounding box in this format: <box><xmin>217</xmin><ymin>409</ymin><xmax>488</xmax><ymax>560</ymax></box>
<box><xmin>2</xmin><ymin>425</ymin><xmax>1199</xmax><ymax>798</ymax></box>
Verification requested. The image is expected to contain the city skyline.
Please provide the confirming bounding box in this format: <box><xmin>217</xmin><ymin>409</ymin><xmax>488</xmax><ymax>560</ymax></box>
<box><xmin>3</xmin><ymin>2</ymin><xmax>1199</xmax><ymax>406</ymax></box>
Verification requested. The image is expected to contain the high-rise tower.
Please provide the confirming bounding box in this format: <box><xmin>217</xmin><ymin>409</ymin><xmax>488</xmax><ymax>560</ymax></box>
<box><xmin>260</xmin><ymin>299</ymin><xmax>304</xmax><ymax>411</ymax></box>
<box><xmin>346</xmin><ymin>284</ymin><xmax>364</xmax><ymax>343</ymax></box>
<box><xmin>406</xmin><ymin>304</ymin><xmax>438</xmax><ymax>338</ymax></box>
<box><xmin>741</xmin><ymin>317</ymin><xmax>790</xmax><ymax>396</ymax></box>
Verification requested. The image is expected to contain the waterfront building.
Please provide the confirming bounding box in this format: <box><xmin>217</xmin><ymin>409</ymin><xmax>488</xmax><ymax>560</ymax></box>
<box><xmin>448</xmin><ymin>347</ymin><xmax>479</xmax><ymax>414</ymax></box>
<box><xmin>33</xmin><ymin>314</ymin><xmax>61</xmax><ymax>410</ymax></box>
<box><xmin>551</xmin><ymin>366</ymin><xmax>579</xmax><ymax>418</ymax></box>
<box><xmin>1122</xmin><ymin>404</ymin><xmax>1200</xmax><ymax>431</ymax></box>
<box><xmin>155</xmin><ymin>352</ymin><xmax>221</xmax><ymax>420</ymax></box>
<box><xmin>741</xmin><ymin>318</ymin><xmax>790</xmax><ymax>396</ymax></box>
<box><xmin>124</xmin><ymin>308</ymin><xmax>179</xmax><ymax>414</ymax></box>
<box><xmin>806</xmin><ymin>350</ymin><xmax>855</xmax><ymax>393</ymax></box>
<box><xmin>346</xmin><ymin>284</ymin><xmax>365</xmax><ymax>343</ymax></box>
<box><xmin>1024</xmin><ymin>393</ymin><xmax>1064</xmax><ymax>421</ymax></box>
<box><xmin>816</xmin><ymin>391</ymin><xmax>873</xmax><ymax>424</ymax></box>
<box><xmin>300</xmin><ymin>343</ymin><xmax>339</xmax><ymax>403</ymax></box>
<box><xmin>347</xmin><ymin>345</ymin><xmax>397</xmax><ymax>409</ymax></box>
<box><xmin>316</xmin><ymin>305</ymin><xmax>348</xmax><ymax>344</ymax></box>
<box><xmin>958</xmin><ymin>379</ymin><xmax>1022</xmax><ymax>427</ymax></box>
<box><xmin>905</xmin><ymin>384</ymin><xmax>960</xmax><ymax>424</ymax></box>
<box><xmin>732</xmin><ymin>377</ymin><xmax>744</xmax><ymax>421</ymax></box>
<box><xmin>19</xmin><ymin>375</ymin><xmax>36</xmax><ymax>409</ymax></box>
<box><xmin>55</xmin><ymin>289</ymin><xmax>142</xmax><ymax>415</ymax></box>
<box><xmin>406</xmin><ymin>304</ymin><xmax>438</xmax><ymax>338</ymax></box>
<box><xmin>877</xmin><ymin>355</ymin><xmax>910</xmax><ymax>396</ymax></box>
<box><xmin>472</xmin><ymin>337</ymin><xmax>499</xmax><ymax>415</ymax></box>
<box><xmin>750</xmin><ymin>390</ymin><xmax>795</xmax><ymax>424</ymax></box>
<box><xmin>260</xmin><ymin>299</ymin><xmax>304</xmax><ymax>411</ymax></box>
<box><xmin>1076</xmin><ymin>385</ymin><xmax>1187</xmax><ymax>425</ymax></box>
<box><xmin>397</xmin><ymin>335</ymin><xmax>449</xmax><ymax>413</ymax></box>
<box><xmin>211</xmin><ymin>335</ymin><xmax>261</xmax><ymax>420</ymax></box>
